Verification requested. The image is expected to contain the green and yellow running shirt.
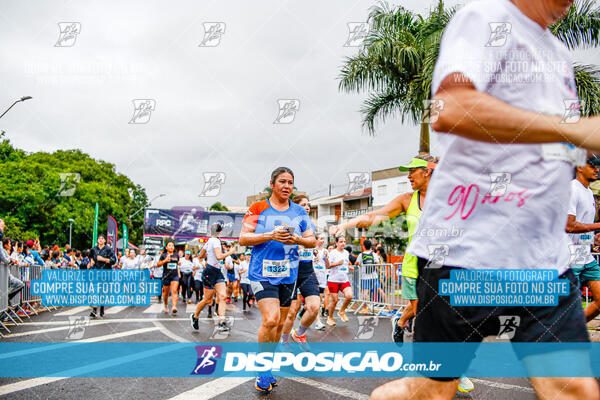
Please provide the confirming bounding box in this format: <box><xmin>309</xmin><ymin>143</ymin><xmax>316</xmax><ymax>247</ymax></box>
<box><xmin>401</xmin><ymin>191</ymin><xmax>421</xmax><ymax>279</ymax></box>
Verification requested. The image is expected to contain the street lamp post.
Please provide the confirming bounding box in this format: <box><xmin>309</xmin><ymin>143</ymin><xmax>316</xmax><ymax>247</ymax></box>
<box><xmin>0</xmin><ymin>96</ymin><xmax>33</xmax><ymax>119</ymax></box>
<box><xmin>68</xmin><ymin>218</ymin><xmax>75</xmax><ymax>248</ymax></box>
<box><xmin>129</xmin><ymin>193</ymin><xmax>166</xmax><ymax>220</ymax></box>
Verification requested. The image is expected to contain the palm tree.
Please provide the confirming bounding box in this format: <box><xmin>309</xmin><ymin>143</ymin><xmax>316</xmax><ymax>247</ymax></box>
<box><xmin>550</xmin><ymin>0</ymin><xmax>600</xmax><ymax>116</ymax></box>
<box><xmin>209</xmin><ymin>202</ymin><xmax>229</xmax><ymax>211</ymax></box>
<box><xmin>339</xmin><ymin>0</ymin><xmax>600</xmax><ymax>153</ymax></box>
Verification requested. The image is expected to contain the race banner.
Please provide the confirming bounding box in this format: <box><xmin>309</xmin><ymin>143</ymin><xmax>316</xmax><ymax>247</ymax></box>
<box><xmin>92</xmin><ymin>202</ymin><xmax>99</xmax><ymax>247</ymax></box>
<box><xmin>122</xmin><ymin>224</ymin><xmax>128</xmax><ymax>250</ymax></box>
<box><xmin>107</xmin><ymin>215</ymin><xmax>118</xmax><ymax>256</ymax></box>
<box><xmin>144</xmin><ymin>208</ymin><xmax>244</xmax><ymax>239</ymax></box>
<box><xmin>143</xmin><ymin>236</ymin><xmax>163</xmax><ymax>256</ymax></box>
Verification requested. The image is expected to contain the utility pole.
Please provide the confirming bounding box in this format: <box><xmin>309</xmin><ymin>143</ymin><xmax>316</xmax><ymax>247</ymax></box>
<box><xmin>68</xmin><ymin>218</ymin><xmax>75</xmax><ymax>247</ymax></box>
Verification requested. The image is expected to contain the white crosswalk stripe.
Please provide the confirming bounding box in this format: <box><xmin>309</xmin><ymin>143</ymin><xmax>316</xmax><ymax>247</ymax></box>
<box><xmin>54</xmin><ymin>306</ymin><xmax>90</xmax><ymax>316</ymax></box>
<box><xmin>103</xmin><ymin>306</ymin><xmax>129</xmax><ymax>314</ymax></box>
<box><xmin>47</xmin><ymin>304</ymin><xmax>209</xmax><ymax>316</ymax></box>
<box><xmin>289</xmin><ymin>378</ymin><xmax>370</xmax><ymax>400</ymax></box>
<box><xmin>186</xmin><ymin>303</ymin><xmax>197</xmax><ymax>314</ymax></box>
<box><xmin>143</xmin><ymin>303</ymin><xmax>165</xmax><ymax>314</ymax></box>
<box><xmin>0</xmin><ymin>327</ymin><xmax>165</xmax><ymax>396</ymax></box>
<box><xmin>167</xmin><ymin>377</ymin><xmax>253</xmax><ymax>400</ymax></box>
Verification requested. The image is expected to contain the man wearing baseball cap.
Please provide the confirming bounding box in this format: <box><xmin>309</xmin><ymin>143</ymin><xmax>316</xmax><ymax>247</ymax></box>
<box><xmin>566</xmin><ymin>154</ymin><xmax>600</xmax><ymax>322</ymax></box>
<box><xmin>26</xmin><ymin>239</ymin><xmax>44</xmax><ymax>266</ymax></box>
<box><xmin>331</xmin><ymin>154</ymin><xmax>439</xmax><ymax>332</ymax></box>
<box><xmin>397</xmin><ymin>157</ymin><xmax>438</xmax><ymax>172</ymax></box>
<box><xmin>330</xmin><ymin>154</ymin><xmax>475</xmax><ymax>394</ymax></box>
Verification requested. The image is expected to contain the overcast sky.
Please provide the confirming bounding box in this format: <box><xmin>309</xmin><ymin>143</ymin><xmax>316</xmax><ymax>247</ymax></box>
<box><xmin>1</xmin><ymin>0</ymin><xmax>598</xmax><ymax>209</ymax></box>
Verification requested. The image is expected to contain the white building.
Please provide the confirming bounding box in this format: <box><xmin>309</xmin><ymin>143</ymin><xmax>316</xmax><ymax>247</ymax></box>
<box><xmin>371</xmin><ymin>167</ymin><xmax>411</xmax><ymax>209</ymax></box>
<box><xmin>311</xmin><ymin>188</ymin><xmax>372</xmax><ymax>246</ymax></box>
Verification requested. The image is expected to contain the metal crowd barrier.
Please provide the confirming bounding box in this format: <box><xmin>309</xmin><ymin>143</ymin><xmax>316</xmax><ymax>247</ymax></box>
<box><xmin>0</xmin><ymin>263</ymin><xmax>59</xmax><ymax>336</ymax></box>
<box><xmin>0</xmin><ymin>262</ymin><xmax>8</xmax><ymax>335</ymax></box>
<box><xmin>347</xmin><ymin>263</ymin><xmax>408</xmax><ymax>318</ymax></box>
<box><xmin>20</xmin><ymin>265</ymin><xmax>49</xmax><ymax>314</ymax></box>
<box><xmin>346</xmin><ymin>255</ymin><xmax>600</xmax><ymax>319</ymax></box>
<box><xmin>0</xmin><ymin>263</ymin><xmax>25</xmax><ymax>335</ymax></box>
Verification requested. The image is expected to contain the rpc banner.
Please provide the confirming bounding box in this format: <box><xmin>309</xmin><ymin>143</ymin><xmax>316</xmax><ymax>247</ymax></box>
<box><xmin>0</xmin><ymin>343</ymin><xmax>597</xmax><ymax>378</ymax></box>
<box><xmin>144</xmin><ymin>208</ymin><xmax>244</xmax><ymax>239</ymax></box>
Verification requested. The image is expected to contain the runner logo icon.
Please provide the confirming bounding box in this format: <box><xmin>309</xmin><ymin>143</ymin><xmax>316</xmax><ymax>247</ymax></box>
<box><xmin>497</xmin><ymin>315</ymin><xmax>520</xmax><ymax>339</ymax></box>
<box><xmin>55</xmin><ymin>22</ymin><xmax>81</xmax><ymax>47</ymax></box>
<box><xmin>65</xmin><ymin>315</ymin><xmax>89</xmax><ymax>340</ymax></box>
<box><xmin>344</xmin><ymin>22</ymin><xmax>369</xmax><ymax>47</ymax></box>
<box><xmin>199</xmin><ymin>172</ymin><xmax>226</xmax><ymax>197</ymax></box>
<box><xmin>569</xmin><ymin>244</ymin><xmax>589</xmax><ymax>265</ymax></box>
<box><xmin>354</xmin><ymin>316</ymin><xmax>379</xmax><ymax>339</ymax></box>
<box><xmin>209</xmin><ymin>317</ymin><xmax>234</xmax><ymax>339</ymax></box>
<box><xmin>274</xmin><ymin>99</ymin><xmax>300</xmax><ymax>124</ymax></box>
<box><xmin>191</xmin><ymin>345</ymin><xmax>223</xmax><ymax>375</ymax></box>
<box><xmin>129</xmin><ymin>99</ymin><xmax>156</xmax><ymax>124</ymax></box>
<box><xmin>58</xmin><ymin>172</ymin><xmax>81</xmax><ymax>197</ymax></box>
<box><xmin>561</xmin><ymin>99</ymin><xmax>582</xmax><ymax>124</ymax></box>
<box><xmin>425</xmin><ymin>244</ymin><xmax>449</xmax><ymax>269</ymax></box>
<box><xmin>199</xmin><ymin>22</ymin><xmax>226</xmax><ymax>47</ymax></box>
<box><xmin>422</xmin><ymin>99</ymin><xmax>444</xmax><ymax>124</ymax></box>
<box><xmin>489</xmin><ymin>173</ymin><xmax>511</xmax><ymax>196</ymax></box>
<box><xmin>347</xmin><ymin>172</ymin><xmax>371</xmax><ymax>195</ymax></box>
<box><xmin>486</xmin><ymin>22</ymin><xmax>511</xmax><ymax>47</ymax></box>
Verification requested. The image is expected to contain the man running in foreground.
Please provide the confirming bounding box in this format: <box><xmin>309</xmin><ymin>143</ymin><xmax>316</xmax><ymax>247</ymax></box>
<box><xmin>331</xmin><ymin>155</ymin><xmax>473</xmax><ymax>393</ymax></box>
<box><xmin>370</xmin><ymin>0</ymin><xmax>600</xmax><ymax>398</ymax></box>
<box><xmin>566</xmin><ymin>155</ymin><xmax>600</xmax><ymax>321</ymax></box>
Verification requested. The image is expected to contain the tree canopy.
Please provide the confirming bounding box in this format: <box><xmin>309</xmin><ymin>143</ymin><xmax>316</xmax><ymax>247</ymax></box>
<box><xmin>0</xmin><ymin>134</ymin><xmax>147</xmax><ymax>250</ymax></box>
<box><xmin>209</xmin><ymin>202</ymin><xmax>229</xmax><ymax>211</ymax></box>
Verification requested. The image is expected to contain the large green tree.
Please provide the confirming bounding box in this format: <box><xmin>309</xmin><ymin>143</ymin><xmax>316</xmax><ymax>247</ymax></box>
<box><xmin>0</xmin><ymin>135</ymin><xmax>148</xmax><ymax>249</ymax></box>
<box><xmin>339</xmin><ymin>0</ymin><xmax>600</xmax><ymax>153</ymax></box>
<box><xmin>209</xmin><ymin>202</ymin><xmax>229</xmax><ymax>211</ymax></box>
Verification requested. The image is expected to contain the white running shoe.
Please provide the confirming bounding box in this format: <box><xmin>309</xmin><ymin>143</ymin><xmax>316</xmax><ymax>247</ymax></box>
<box><xmin>314</xmin><ymin>320</ymin><xmax>326</xmax><ymax>330</ymax></box>
<box><xmin>457</xmin><ymin>376</ymin><xmax>474</xmax><ymax>393</ymax></box>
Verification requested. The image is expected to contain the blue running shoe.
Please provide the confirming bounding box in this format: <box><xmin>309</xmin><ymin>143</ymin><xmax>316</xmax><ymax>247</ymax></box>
<box><xmin>269</xmin><ymin>375</ymin><xmax>278</xmax><ymax>387</ymax></box>
<box><xmin>255</xmin><ymin>376</ymin><xmax>272</xmax><ymax>393</ymax></box>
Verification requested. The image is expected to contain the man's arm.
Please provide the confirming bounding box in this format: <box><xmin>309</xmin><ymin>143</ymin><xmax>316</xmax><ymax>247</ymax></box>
<box><xmin>330</xmin><ymin>194</ymin><xmax>410</xmax><ymax>237</ymax></box>
<box><xmin>238</xmin><ymin>224</ymin><xmax>277</xmax><ymax>247</ymax></box>
<box><xmin>328</xmin><ymin>253</ymin><xmax>343</xmax><ymax>269</ymax></box>
<box><xmin>293</xmin><ymin>228</ymin><xmax>316</xmax><ymax>249</ymax></box>
<box><xmin>157</xmin><ymin>255</ymin><xmax>171</xmax><ymax>266</ymax></box>
<box><xmin>32</xmin><ymin>252</ymin><xmax>44</xmax><ymax>266</ymax></box>
<box><xmin>107</xmin><ymin>250</ymin><xmax>117</xmax><ymax>266</ymax></box>
<box><xmin>432</xmin><ymin>73</ymin><xmax>600</xmax><ymax>149</ymax></box>
<box><xmin>214</xmin><ymin>247</ymin><xmax>235</xmax><ymax>262</ymax></box>
<box><xmin>0</xmin><ymin>249</ymin><xmax>10</xmax><ymax>264</ymax></box>
<box><xmin>239</xmin><ymin>222</ymin><xmax>295</xmax><ymax>247</ymax></box>
<box><xmin>566</xmin><ymin>214</ymin><xmax>600</xmax><ymax>234</ymax></box>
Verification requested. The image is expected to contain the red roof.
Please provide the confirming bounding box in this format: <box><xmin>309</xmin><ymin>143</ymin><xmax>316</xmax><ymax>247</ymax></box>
<box><xmin>343</xmin><ymin>187</ymin><xmax>372</xmax><ymax>200</ymax></box>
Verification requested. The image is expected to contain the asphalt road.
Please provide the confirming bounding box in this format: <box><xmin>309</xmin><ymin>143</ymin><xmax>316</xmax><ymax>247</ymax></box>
<box><xmin>0</xmin><ymin>297</ymin><xmax>568</xmax><ymax>400</ymax></box>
